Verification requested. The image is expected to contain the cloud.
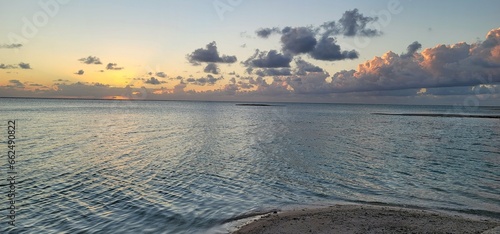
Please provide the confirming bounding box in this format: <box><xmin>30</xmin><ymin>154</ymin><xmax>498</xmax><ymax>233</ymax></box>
<box><xmin>173</xmin><ymin>81</ymin><xmax>187</xmax><ymax>94</ymax></box>
<box><xmin>187</xmin><ymin>41</ymin><xmax>237</xmax><ymax>65</ymax></box>
<box><xmin>256</xmin><ymin>27</ymin><xmax>281</xmax><ymax>38</ymax></box>
<box><xmin>287</xmin><ymin>72</ymin><xmax>331</xmax><ymax>94</ymax></box>
<box><xmin>245</xmin><ymin>50</ymin><xmax>293</xmax><ymax>68</ymax></box>
<box><xmin>337</xmin><ymin>9</ymin><xmax>381</xmax><ymax>37</ymax></box>
<box><xmin>75</xmin><ymin>70</ymin><xmax>85</xmax><ymax>75</ymax></box>
<box><xmin>145</xmin><ymin>77</ymin><xmax>163</xmax><ymax>85</ymax></box>
<box><xmin>281</xmin><ymin>27</ymin><xmax>318</xmax><ymax>54</ymax></box>
<box><xmin>204</xmin><ymin>63</ymin><xmax>220</xmax><ymax>74</ymax></box>
<box><xmin>310</xmin><ymin>37</ymin><xmax>358</xmax><ymax>61</ymax></box>
<box><xmin>0</xmin><ymin>44</ymin><xmax>22</xmax><ymax>49</ymax></box>
<box><xmin>155</xmin><ymin>72</ymin><xmax>167</xmax><ymax>78</ymax></box>
<box><xmin>106</xmin><ymin>63</ymin><xmax>124</xmax><ymax>70</ymax></box>
<box><xmin>0</xmin><ymin>63</ymin><xmax>31</xmax><ymax>69</ymax></box>
<box><xmin>0</xmin><ymin>64</ymin><xmax>17</xmax><ymax>69</ymax></box>
<box><xmin>295</xmin><ymin>58</ymin><xmax>324</xmax><ymax>75</ymax></box>
<box><xmin>79</xmin><ymin>56</ymin><xmax>102</xmax><ymax>65</ymax></box>
<box><xmin>185</xmin><ymin>75</ymin><xmax>222</xmax><ymax>86</ymax></box>
<box><xmin>328</xmin><ymin>28</ymin><xmax>500</xmax><ymax>92</ymax></box>
<box><xmin>7</xmin><ymin>80</ymin><xmax>25</xmax><ymax>88</ymax></box>
<box><xmin>402</xmin><ymin>41</ymin><xmax>422</xmax><ymax>58</ymax></box>
<box><xmin>255</xmin><ymin>68</ymin><xmax>292</xmax><ymax>77</ymax></box>
<box><xmin>253</xmin><ymin>9</ymin><xmax>380</xmax><ymax>62</ymax></box>
<box><xmin>18</xmin><ymin>62</ymin><xmax>31</xmax><ymax>69</ymax></box>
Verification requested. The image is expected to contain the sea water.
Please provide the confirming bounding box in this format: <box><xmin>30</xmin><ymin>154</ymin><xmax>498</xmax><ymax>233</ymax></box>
<box><xmin>0</xmin><ymin>98</ymin><xmax>499</xmax><ymax>233</ymax></box>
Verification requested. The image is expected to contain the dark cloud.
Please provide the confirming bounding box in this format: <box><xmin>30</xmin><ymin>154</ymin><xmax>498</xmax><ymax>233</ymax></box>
<box><xmin>0</xmin><ymin>63</ymin><xmax>31</xmax><ymax>69</ymax></box>
<box><xmin>252</xmin><ymin>9</ymin><xmax>379</xmax><ymax>62</ymax></box>
<box><xmin>79</xmin><ymin>56</ymin><xmax>102</xmax><ymax>65</ymax></box>
<box><xmin>295</xmin><ymin>58</ymin><xmax>324</xmax><ymax>75</ymax></box>
<box><xmin>75</xmin><ymin>70</ymin><xmax>85</xmax><ymax>75</ymax></box>
<box><xmin>18</xmin><ymin>62</ymin><xmax>31</xmax><ymax>69</ymax></box>
<box><xmin>203</xmin><ymin>63</ymin><xmax>220</xmax><ymax>74</ymax></box>
<box><xmin>281</xmin><ymin>27</ymin><xmax>318</xmax><ymax>54</ymax></box>
<box><xmin>338</xmin><ymin>9</ymin><xmax>381</xmax><ymax>37</ymax></box>
<box><xmin>0</xmin><ymin>64</ymin><xmax>17</xmax><ymax>69</ymax></box>
<box><xmin>256</xmin><ymin>27</ymin><xmax>281</xmax><ymax>38</ymax></box>
<box><xmin>145</xmin><ymin>77</ymin><xmax>162</xmax><ymax>85</ymax></box>
<box><xmin>187</xmin><ymin>41</ymin><xmax>237</xmax><ymax>65</ymax></box>
<box><xmin>402</xmin><ymin>41</ymin><xmax>422</xmax><ymax>58</ymax></box>
<box><xmin>0</xmin><ymin>44</ymin><xmax>22</xmax><ymax>49</ymax></box>
<box><xmin>246</xmin><ymin>50</ymin><xmax>293</xmax><ymax>68</ymax></box>
<box><xmin>8</xmin><ymin>80</ymin><xmax>24</xmax><ymax>88</ymax></box>
<box><xmin>255</xmin><ymin>68</ymin><xmax>292</xmax><ymax>77</ymax></box>
<box><xmin>155</xmin><ymin>72</ymin><xmax>167</xmax><ymax>78</ymax></box>
<box><xmin>106</xmin><ymin>63</ymin><xmax>124</xmax><ymax>70</ymax></box>
<box><xmin>185</xmin><ymin>75</ymin><xmax>222</xmax><ymax>86</ymax></box>
<box><xmin>310</xmin><ymin>37</ymin><xmax>358</xmax><ymax>61</ymax></box>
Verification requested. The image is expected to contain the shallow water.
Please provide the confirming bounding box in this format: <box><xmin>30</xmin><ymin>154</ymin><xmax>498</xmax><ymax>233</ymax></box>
<box><xmin>1</xmin><ymin>98</ymin><xmax>499</xmax><ymax>233</ymax></box>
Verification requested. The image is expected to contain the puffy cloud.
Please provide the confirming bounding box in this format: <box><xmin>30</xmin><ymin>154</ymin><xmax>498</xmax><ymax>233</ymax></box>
<box><xmin>204</xmin><ymin>63</ymin><xmax>220</xmax><ymax>74</ymax></box>
<box><xmin>75</xmin><ymin>70</ymin><xmax>85</xmax><ymax>75</ymax></box>
<box><xmin>337</xmin><ymin>9</ymin><xmax>381</xmax><ymax>37</ymax></box>
<box><xmin>79</xmin><ymin>56</ymin><xmax>102</xmax><ymax>65</ymax></box>
<box><xmin>173</xmin><ymin>81</ymin><xmax>187</xmax><ymax>94</ymax></box>
<box><xmin>281</xmin><ymin>27</ymin><xmax>318</xmax><ymax>54</ymax></box>
<box><xmin>223</xmin><ymin>78</ymin><xmax>239</xmax><ymax>95</ymax></box>
<box><xmin>145</xmin><ymin>77</ymin><xmax>163</xmax><ymax>85</ymax></box>
<box><xmin>187</xmin><ymin>41</ymin><xmax>237</xmax><ymax>65</ymax></box>
<box><xmin>245</xmin><ymin>50</ymin><xmax>293</xmax><ymax>68</ymax></box>
<box><xmin>0</xmin><ymin>44</ymin><xmax>22</xmax><ymax>49</ymax></box>
<box><xmin>155</xmin><ymin>72</ymin><xmax>167</xmax><ymax>78</ymax></box>
<box><xmin>106</xmin><ymin>63</ymin><xmax>124</xmax><ymax>70</ymax></box>
<box><xmin>295</xmin><ymin>58</ymin><xmax>324</xmax><ymax>75</ymax></box>
<box><xmin>310</xmin><ymin>37</ymin><xmax>358</xmax><ymax>61</ymax></box>
<box><xmin>329</xmin><ymin>28</ymin><xmax>500</xmax><ymax>92</ymax></box>
<box><xmin>256</xmin><ymin>27</ymin><xmax>281</xmax><ymax>38</ymax></box>
<box><xmin>18</xmin><ymin>62</ymin><xmax>31</xmax><ymax>69</ymax></box>
<box><xmin>253</xmin><ymin>9</ymin><xmax>380</xmax><ymax>62</ymax></box>
<box><xmin>402</xmin><ymin>41</ymin><xmax>422</xmax><ymax>58</ymax></box>
<box><xmin>287</xmin><ymin>72</ymin><xmax>331</xmax><ymax>94</ymax></box>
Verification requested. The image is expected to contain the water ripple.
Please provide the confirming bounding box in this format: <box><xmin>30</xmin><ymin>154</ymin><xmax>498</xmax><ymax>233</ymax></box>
<box><xmin>1</xmin><ymin>100</ymin><xmax>499</xmax><ymax>233</ymax></box>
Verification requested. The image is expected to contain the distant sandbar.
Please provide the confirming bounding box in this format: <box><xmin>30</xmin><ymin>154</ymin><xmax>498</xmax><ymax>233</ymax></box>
<box><xmin>372</xmin><ymin>113</ymin><xmax>500</xmax><ymax>119</ymax></box>
<box><xmin>236</xmin><ymin>104</ymin><xmax>282</xmax><ymax>107</ymax></box>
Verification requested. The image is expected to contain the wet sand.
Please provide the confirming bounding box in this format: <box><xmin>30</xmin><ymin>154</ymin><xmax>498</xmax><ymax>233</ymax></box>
<box><xmin>232</xmin><ymin>205</ymin><xmax>500</xmax><ymax>234</ymax></box>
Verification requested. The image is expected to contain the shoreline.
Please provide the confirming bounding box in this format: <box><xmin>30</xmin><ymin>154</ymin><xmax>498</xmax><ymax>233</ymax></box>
<box><xmin>231</xmin><ymin>204</ymin><xmax>500</xmax><ymax>234</ymax></box>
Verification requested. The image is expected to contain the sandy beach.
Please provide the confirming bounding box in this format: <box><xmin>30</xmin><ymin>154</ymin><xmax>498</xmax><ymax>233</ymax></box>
<box><xmin>233</xmin><ymin>205</ymin><xmax>500</xmax><ymax>234</ymax></box>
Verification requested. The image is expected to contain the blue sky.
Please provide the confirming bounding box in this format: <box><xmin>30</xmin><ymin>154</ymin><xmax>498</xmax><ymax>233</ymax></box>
<box><xmin>1</xmin><ymin>0</ymin><xmax>500</xmax><ymax>104</ymax></box>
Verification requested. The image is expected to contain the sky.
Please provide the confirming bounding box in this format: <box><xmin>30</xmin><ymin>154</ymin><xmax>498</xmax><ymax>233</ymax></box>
<box><xmin>1</xmin><ymin>0</ymin><xmax>500</xmax><ymax>105</ymax></box>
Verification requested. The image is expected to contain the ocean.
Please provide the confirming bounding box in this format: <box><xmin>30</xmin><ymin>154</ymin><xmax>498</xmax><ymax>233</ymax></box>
<box><xmin>1</xmin><ymin>98</ymin><xmax>499</xmax><ymax>233</ymax></box>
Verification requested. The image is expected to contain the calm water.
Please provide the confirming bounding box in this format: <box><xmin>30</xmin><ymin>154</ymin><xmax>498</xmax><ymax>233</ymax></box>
<box><xmin>1</xmin><ymin>98</ymin><xmax>499</xmax><ymax>233</ymax></box>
